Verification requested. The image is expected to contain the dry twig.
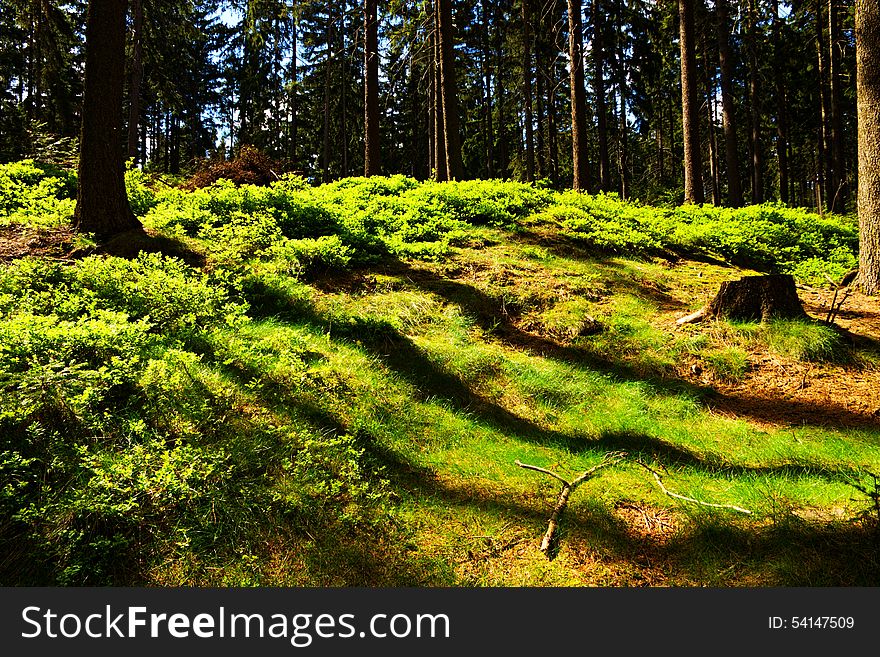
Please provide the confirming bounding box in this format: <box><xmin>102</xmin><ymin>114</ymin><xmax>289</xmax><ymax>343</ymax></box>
<box><xmin>516</xmin><ymin>452</ymin><xmax>626</xmax><ymax>555</ymax></box>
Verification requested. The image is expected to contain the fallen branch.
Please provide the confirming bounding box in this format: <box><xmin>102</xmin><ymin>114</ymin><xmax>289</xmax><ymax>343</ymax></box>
<box><xmin>676</xmin><ymin>308</ymin><xmax>706</xmax><ymax>325</ymax></box>
<box><xmin>516</xmin><ymin>452</ymin><xmax>626</xmax><ymax>555</ymax></box>
<box><xmin>635</xmin><ymin>461</ymin><xmax>753</xmax><ymax>515</ymax></box>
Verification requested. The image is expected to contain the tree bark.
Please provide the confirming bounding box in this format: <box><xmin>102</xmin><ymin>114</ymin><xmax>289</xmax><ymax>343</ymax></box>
<box><xmin>773</xmin><ymin>0</ymin><xmax>790</xmax><ymax>205</ymax></box>
<box><xmin>679</xmin><ymin>275</ymin><xmax>807</xmax><ymax>323</ymax></box>
<box><xmin>73</xmin><ymin>0</ymin><xmax>140</xmax><ymax>238</ymax></box>
<box><xmin>746</xmin><ymin>0</ymin><xmax>763</xmax><ymax>204</ymax></box>
<box><xmin>522</xmin><ymin>0</ymin><xmax>535</xmax><ymax>182</ymax></box>
<box><xmin>289</xmin><ymin>6</ymin><xmax>299</xmax><ymax>168</ymax></box>
<box><xmin>568</xmin><ymin>0</ymin><xmax>590</xmax><ymax>191</ymax></box>
<box><xmin>615</xmin><ymin>10</ymin><xmax>629</xmax><ymax>200</ymax></box>
<box><xmin>127</xmin><ymin>0</ymin><xmax>143</xmax><ymax>164</ymax></box>
<box><xmin>817</xmin><ymin>0</ymin><xmax>832</xmax><ymax>210</ymax></box>
<box><xmin>593</xmin><ymin>0</ymin><xmax>611</xmax><ymax>192</ymax></box>
<box><xmin>679</xmin><ymin>0</ymin><xmax>703</xmax><ymax>204</ymax></box>
<box><xmin>828</xmin><ymin>0</ymin><xmax>846</xmax><ymax>211</ymax></box>
<box><xmin>704</xmin><ymin>31</ymin><xmax>721</xmax><ymax>206</ymax></box>
<box><xmin>857</xmin><ymin>0</ymin><xmax>880</xmax><ymax>293</ymax></box>
<box><xmin>364</xmin><ymin>0</ymin><xmax>380</xmax><ymax>176</ymax></box>
<box><xmin>432</xmin><ymin>2</ymin><xmax>447</xmax><ymax>181</ymax></box>
<box><xmin>438</xmin><ymin>0</ymin><xmax>463</xmax><ymax>180</ymax></box>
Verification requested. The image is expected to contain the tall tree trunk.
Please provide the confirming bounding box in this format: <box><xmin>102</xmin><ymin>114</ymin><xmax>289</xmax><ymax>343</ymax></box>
<box><xmin>568</xmin><ymin>0</ymin><xmax>590</xmax><ymax>191</ymax></box>
<box><xmin>857</xmin><ymin>0</ymin><xmax>880</xmax><ymax>293</ymax></box>
<box><xmin>432</xmin><ymin>2</ymin><xmax>447</xmax><ymax>181</ymax></box>
<box><xmin>773</xmin><ymin>0</ymin><xmax>790</xmax><ymax>204</ymax></box>
<box><xmin>438</xmin><ymin>0</ymin><xmax>463</xmax><ymax>180</ymax></box>
<box><xmin>340</xmin><ymin>12</ymin><xmax>349</xmax><ymax>178</ymax></box>
<box><xmin>704</xmin><ymin>32</ymin><xmax>721</xmax><ymax>205</ymax></box>
<box><xmin>73</xmin><ymin>0</ymin><xmax>140</xmax><ymax>238</ymax></box>
<box><xmin>536</xmin><ymin>58</ymin><xmax>547</xmax><ymax>179</ymax></box>
<box><xmin>829</xmin><ymin>0</ymin><xmax>846</xmax><ymax>210</ymax></box>
<box><xmin>615</xmin><ymin>10</ymin><xmax>629</xmax><ymax>200</ymax></box>
<box><xmin>322</xmin><ymin>12</ymin><xmax>332</xmax><ymax>182</ymax></box>
<box><xmin>127</xmin><ymin>0</ymin><xmax>143</xmax><ymax>163</ymax></box>
<box><xmin>364</xmin><ymin>0</ymin><xmax>380</xmax><ymax>176</ymax></box>
<box><xmin>746</xmin><ymin>0</ymin><xmax>763</xmax><ymax>204</ymax></box>
<box><xmin>594</xmin><ymin>0</ymin><xmax>611</xmax><ymax>191</ymax></box>
<box><xmin>289</xmin><ymin>7</ymin><xmax>299</xmax><ymax>168</ymax></box>
<box><xmin>715</xmin><ymin>0</ymin><xmax>741</xmax><ymax>206</ymax></box>
<box><xmin>522</xmin><ymin>0</ymin><xmax>535</xmax><ymax>181</ymax></box>
<box><xmin>817</xmin><ymin>0</ymin><xmax>832</xmax><ymax>209</ymax></box>
<box><xmin>482</xmin><ymin>0</ymin><xmax>495</xmax><ymax>177</ymax></box>
<box><xmin>679</xmin><ymin>0</ymin><xmax>703</xmax><ymax>204</ymax></box>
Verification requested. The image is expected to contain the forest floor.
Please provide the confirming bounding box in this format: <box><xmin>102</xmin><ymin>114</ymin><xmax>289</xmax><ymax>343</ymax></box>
<box><xmin>3</xmin><ymin>181</ymin><xmax>880</xmax><ymax>587</ymax></box>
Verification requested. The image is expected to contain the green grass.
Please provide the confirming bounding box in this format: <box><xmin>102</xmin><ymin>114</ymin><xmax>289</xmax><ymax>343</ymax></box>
<box><xmin>1</xmin><ymin>163</ymin><xmax>879</xmax><ymax>586</ymax></box>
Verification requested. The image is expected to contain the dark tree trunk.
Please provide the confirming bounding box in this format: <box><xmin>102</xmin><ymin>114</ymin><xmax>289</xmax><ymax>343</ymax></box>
<box><xmin>817</xmin><ymin>0</ymin><xmax>832</xmax><ymax>209</ymax></box>
<box><xmin>829</xmin><ymin>0</ymin><xmax>846</xmax><ymax>211</ymax></box>
<box><xmin>127</xmin><ymin>0</ymin><xmax>143</xmax><ymax>163</ymax></box>
<box><xmin>438</xmin><ymin>0</ymin><xmax>463</xmax><ymax>180</ymax></box>
<box><xmin>593</xmin><ymin>0</ymin><xmax>611</xmax><ymax>192</ymax></box>
<box><xmin>615</xmin><ymin>9</ymin><xmax>629</xmax><ymax>200</ymax></box>
<box><xmin>679</xmin><ymin>0</ymin><xmax>703</xmax><ymax>204</ymax></box>
<box><xmin>482</xmin><ymin>0</ymin><xmax>495</xmax><ymax>177</ymax></box>
<box><xmin>773</xmin><ymin>0</ymin><xmax>790</xmax><ymax>204</ymax></box>
<box><xmin>717</xmin><ymin>0</ymin><xmax>742</xmax><ymax>207</ymax></box>
<box><xmin>364</xmin><ymin>0</ymin><xmax>380</xmax><ymax>176</ymax></box>
<box><xmin>289</xmin><ymin>8</ymin><xmax>299</xmax><ymax>168</ymax></box>
<box><xmin>522</xmin><ymin>0</ymin><xmax>535</xmax><ymax>181</ymax></box>
<box><xmin>322</xmin><ymin>12</ymin><xmax>332</xmax><ymax>182</ymax></box>
<box><xmin>746</xmin><ymin>0</ymin><xmax>763</xmax><ymax>204</ymax></box>
<box><xmin>432</xmin><ymin>2</ymin><xmax>447</xmax><ymax>181</ymax></box>
<box><xmin>73</xmin><ymin>0</ymin><xmax>140</xmax><ymax>238</ymax></box>
<box><xmin>704</xmin><ymin>32</ymin><xmax>721</xmax><ymax>206</ymax></box>
<box><xmin>857</xmin><ymin>0</ymin><xmax>880</xmax><ymax>293</ymax></box>
<box><xmin>568</xmin><ymin>0</ymin><xmax>590</xmax><ymax>191</ymax></box>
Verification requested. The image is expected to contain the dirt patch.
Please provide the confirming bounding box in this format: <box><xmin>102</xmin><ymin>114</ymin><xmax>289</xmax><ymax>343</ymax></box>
<box><xmin>675</xmin><ymin>286</ymin><xmax>880</xmax><ymax>431</ymax></box>
<box><xmin>0</xmin><ymin>224</ymin><xmax>77</xmax><ymax>262</ymax></box>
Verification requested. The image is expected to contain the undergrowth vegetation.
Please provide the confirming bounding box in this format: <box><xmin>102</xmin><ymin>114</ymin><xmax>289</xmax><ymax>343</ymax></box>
<box><xmin>1</xmin><ymin>161</ymin><xmax>878</xmax><ymax>586</ymax></box>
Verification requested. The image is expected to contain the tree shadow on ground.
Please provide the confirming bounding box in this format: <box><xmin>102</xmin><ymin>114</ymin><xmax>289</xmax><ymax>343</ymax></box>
<box><xmin>372</xmin><ymin>260</ymin><xmax>880</xmax><ymax>432</ymax></box>
<box><xmin>354</xmin><ymin>424</ymin><xmax>880</xmax><ymax>586</ymax></box>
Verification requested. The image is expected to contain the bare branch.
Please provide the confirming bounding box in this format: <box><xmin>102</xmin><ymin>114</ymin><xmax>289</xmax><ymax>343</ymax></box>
<box><xmin>636</xmin><ymin>461</ymin><xmax>753</xmax><ymax>515</ymax></box>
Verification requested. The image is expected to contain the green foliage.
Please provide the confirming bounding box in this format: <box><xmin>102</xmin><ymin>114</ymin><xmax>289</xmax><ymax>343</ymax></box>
<box><xmin>704</xmin><ymin>347</ymin><xmax>751</xmax><ymax>382</ymax></box>
<box><xmin>762</xmin><ymin>320</ymin><xmax>843</xmax><ymax>362</ymax></box>
<box><xmin>124</xmin><ymin>163</ymin><xmax>159</xmax><ymax>216</ymax></box>
<box><xmin>0</xmin><ymin>159</ymin><xmax>76</xmax><ymax>226</ymax></box>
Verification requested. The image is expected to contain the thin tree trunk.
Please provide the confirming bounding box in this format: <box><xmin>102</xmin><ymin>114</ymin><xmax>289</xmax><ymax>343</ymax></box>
<box><xmin>774</xmin><ymin>0</ymin><xmax>790</xmax><ymax>204</ymax></box>
<box><xmin>289</xmin><ymin>6</ymin><xmax>299</xmax><ymax>168</ymax></box>
<box><xmin>594</xmin><ymin>0</ymin><xmax>611</xmax><ymax>191</ymax></box>
<box><xmin>522</xmin><ymin>0</ymin><xmax>535</xmax><ymax>181</ymax></box>
<box><xmin>817</xmin><ymin>0</ymin><xmax>831</xmax><ymax>209</ymax></box>
<box><xmin>127</xmin><ymin>0</ymin><xmax>143</xmax><ymax>163</ymax></box>
<box><xmin>482</xmin><ymin>0</ymin><xmax>495</xmax><ymax>177</ymax></box>
<box><xmin>536</xmin><ymin>57</ymin><xmax>547</xmax><ymax>179</ymax></box>
<box><xmin>829</xmin><ymin>0</ymin><xmax>846</xmax><ymax>210</ymax></box>
<box><xmin>432</xmin><ymin>2</ymin><xmax>447</xmax><ymax>180</ymax></box>
<box><xmin>616</xmin><ymin>10</ymin><xmax>629</xmax><ymax>200</ymax></box>
<box><xmin>857</xmin><ymin>0</ymin><xmax>880</xmax><ymax>293</ymax></box>
<box><xmin>704</xmin><ymin>32</ymin><xmax>721</xmax><ymax>205</ymax></box>
<box><xmin>74</xmin><ymin>0</ymin><xmax>140</xmax><ymax>237</ymax></box>
<box><xmin>438</xmin><ymin>0</ymin><xmax>463</xmax><ymax>180</ymax></box>
<box><xmin>746</xmin><ymin>0</ymin><xmax>763</xmax><ymax>204</ymax></box>
<box><xmin>364</xmin><ymin>0</ymin><xmax>380</xmax><ymax>176</ymax></box>
<box><xmin>568</xmin><ymin>0</ymin><xmax>590</xmax><ymax>191</ymax></box>
<box><xmin>322</xmin><ymin>12</ymin><xmax>332</xmax><ymax>182</ymax></box>
<box><xmin>679</xmin><ymin>0</ymin><xmax>703</xmax><ymax>204</ymax></box>
<box><xmin>717</xmin><ymin>0</ymin><xmax>742</xmax><ymax>206</ymax></box>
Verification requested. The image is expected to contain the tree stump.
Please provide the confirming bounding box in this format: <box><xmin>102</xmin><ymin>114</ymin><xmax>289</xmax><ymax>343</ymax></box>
<box><xmin>678</xmin><ymin>274</ymin><xmax>807</xmax><ymax>324</ymax></box>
